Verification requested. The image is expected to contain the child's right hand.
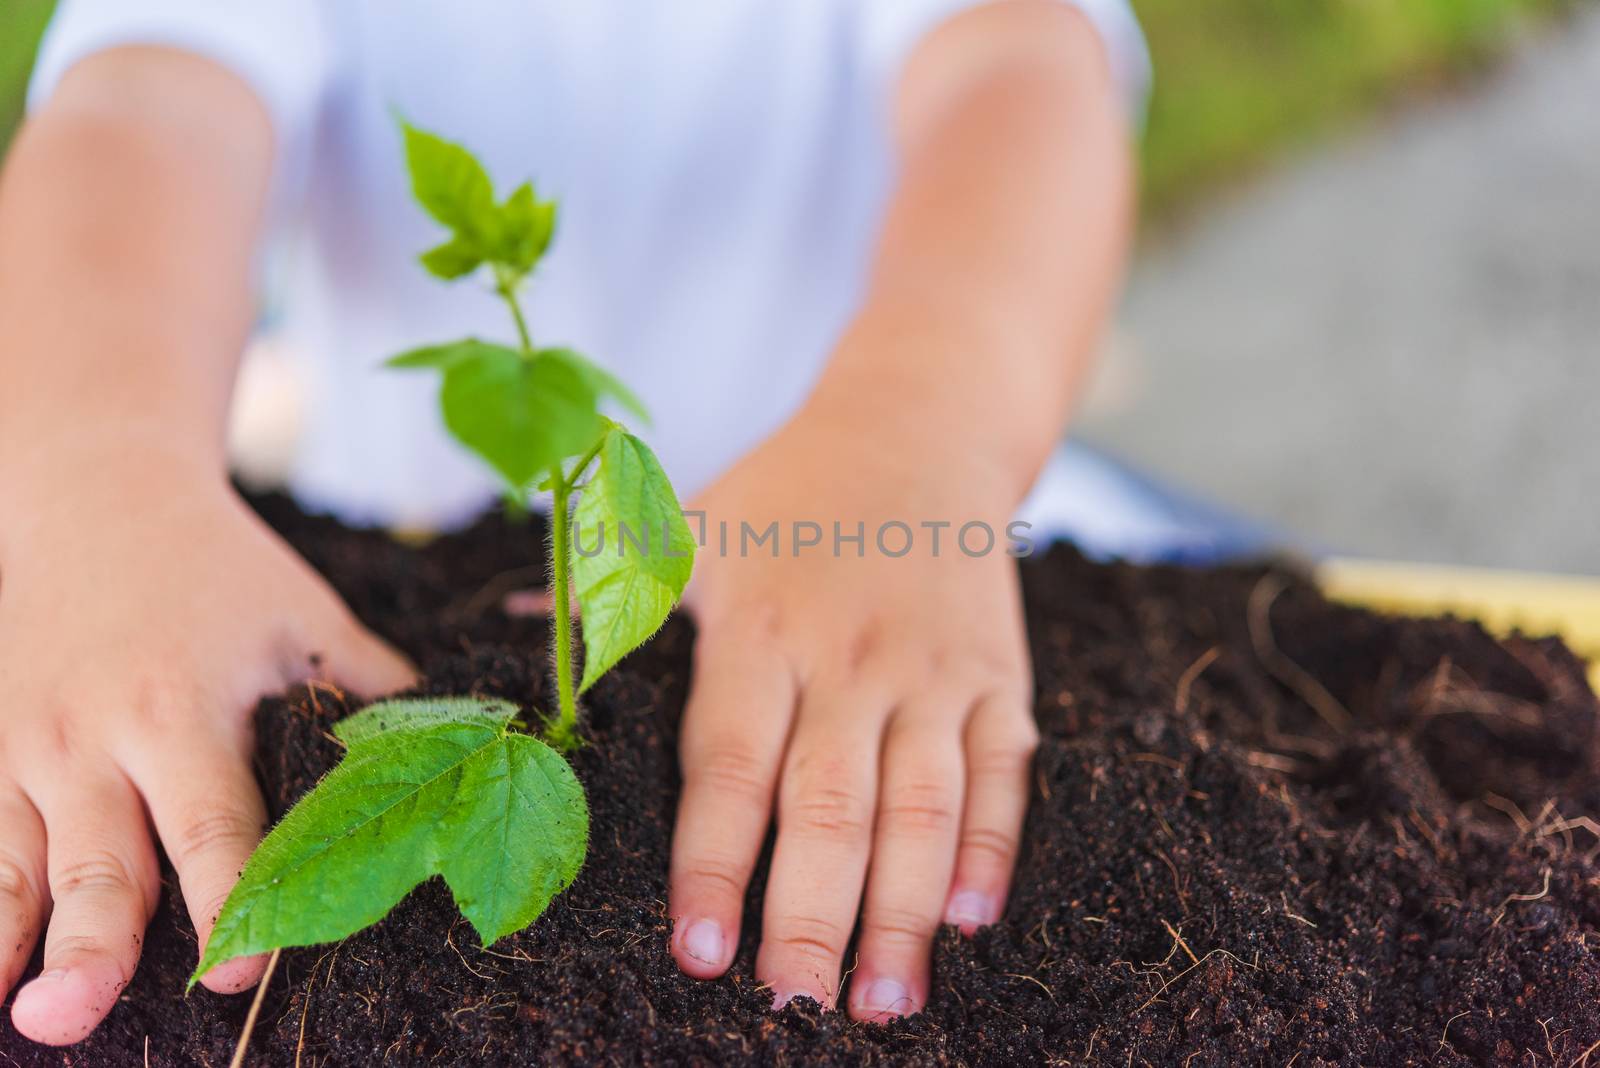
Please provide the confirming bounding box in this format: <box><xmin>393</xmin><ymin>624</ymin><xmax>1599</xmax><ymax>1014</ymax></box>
<box><xmin>0</xmin><ymin>454</ymin><xmax>414</xmax><ymax>1046</ymax></box>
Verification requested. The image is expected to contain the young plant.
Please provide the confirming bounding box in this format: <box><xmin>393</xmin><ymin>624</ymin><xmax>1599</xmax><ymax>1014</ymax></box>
<box><xmin>192</xmin><ymin>124</ymin><xmax>694</xmax><ymax>985</ymax></box>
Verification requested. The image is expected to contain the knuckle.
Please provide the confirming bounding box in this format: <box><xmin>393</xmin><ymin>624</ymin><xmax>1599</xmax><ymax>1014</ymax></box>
<box><xmin>127</xmin><ymin>674</ymin><xmax>202</xmax><ymax>733</ymax></box>
<box><xmin>931</xmin><ymin>648</ymin><xmax>1007</xmax><ymax>689</ymax></box>
<box><xmin>45</xmin><ymin>935</ymin><xmax>132</xmax><ymax>982</ymax></box>
<box><xmin>678</xmin><ymin>857</ymin><xmax>747</xmax><ymax>901</ymax></box>
<box><xmin>53</xmin><ymin>852</ymin><xmax>138</xmax><ymax>899</ymax></box>
<box><xmin>700</xmin><ymin>603</ymin><xmax>786</xmax><ymax>657</ymax></box>
<box><xmin>787</xmin><ymin>748</ymin><xmax>857</xmax><ymax>786</ymax></box>
<box><xmin>33</xmin><ymin>712</ymin><xmax>78</xmax><ymax>763</ymax></box>
<box><xmin>862</xmin><ymin>904</ymin><xmax>937</xmax><ymax>947</ymax></box>
<box><xmin>770</xmin><ymin>914</ymin><xmax>849</xmax><ymax>962</ymax></box>
<box><xmin>970</xmin><ymin>725</ymin><xmax>1039</xmax><ymax>777</ymax></box>
<box><xmin>959</xmin><ymin>826</ymin><xmax>1020</xmax><ymax>867</ymax></box>
<box><xmin>690</xmin><ymin>747</ymin><xmax>772</xmax><ymax>804</ymax></box>
<box><xmin>0</xmin><ymin>852</ymin><xmax>40</xmax><ymax>904</ymax></box>
<box><xmin>814</xmin><ymin>633</ymin><xmax>897</xmax><ymax>694</ymax></box>
<box><xmin>785</xmin><ymin>787</ymin><xmax>871</xmax><ymax>839</ymax></box>
<box><xmin>880</xmin><ymin>783</ymin><xmax>959</xmax><ymax>835</ymax></box>
<box><xmin>968</xmin><ymin>746</ymin><xmax>1031</xmax><ymax>780</ymax></box>
<box><xmin>935</xmin><ymin>637</ymin><xmax>1026</xmax><ymax>681</ymax></box>
<box><xmin>838</xmin><ymin>625</ymin><xmax>885</xmax><ymax>678</ymax></box>
<box><xmin>170</xmin><ymin>810</ymin><xmax>262</xmax><ymax>871</ymax></box>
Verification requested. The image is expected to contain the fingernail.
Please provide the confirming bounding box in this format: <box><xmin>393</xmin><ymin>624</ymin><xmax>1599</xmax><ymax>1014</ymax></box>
<box><xmin>946</xmin><ymin>890</ymin><xmax>997</xmax><ymax>929</ymax></box>
<box><xmin>855</xmin><ymin>978</ymin><xmax>913</xmax><ymax>1017</ymax></box>
<box><xmin>31</xmin><ymin>969</ymin><xmax>70</xmax><ymax>983</ymax></box>
<box><xmin>679</xmin><ymin>919</ymin><xmax>726</xmax><ymax>966</ymax></box>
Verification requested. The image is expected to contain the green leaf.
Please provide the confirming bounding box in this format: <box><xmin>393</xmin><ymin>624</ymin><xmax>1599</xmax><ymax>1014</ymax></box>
<box><xmin>494</xmin><ymin>182</ymin><xmax>557</xmax><ymax>276</ymax></box>
<box><xmin>334</xmin><ymin>696</ymin><xmax>519</xmax><ymax>746</ymax></box>
<box><xmin>419</xmin><ymin>235</ymin><xmax>484</xmax><ymax>280</ymax></box>
<box><xmin>191</xmin><ymin>697</ymin><xmax>587</xmax><ymax>986</ymax></box>
<box><xmin>401</xmin><ymin>121</ymin><xmax>498</xmax><ymax>243</ymax></box>
<box><xmin>439</xmin><ymin>344</ymin><xmax>603</xmax><ymax>490</ymax></box>
<box><xmin>386</xmin><ymin>341</ymin><xmax>604</xmax><ymax>490</ymax></box>
<box><xmin>572</xmin><ymin>428</ymin><xmax>695</xmax><ymax>690</ymax></box>
<box><xmin>538</xmin><ymin>347</ymin><xmax>651</xmax><ymax>425</ymax></box>
<box><xmin>385</xmin><ymin>338</ymin><xmax>492</xmax><ymax>371</ymax></box>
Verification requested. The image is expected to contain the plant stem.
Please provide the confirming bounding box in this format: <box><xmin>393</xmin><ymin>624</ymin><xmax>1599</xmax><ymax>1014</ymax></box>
<box><xmin>494</xmin><ymin>263</ymin><xmax>582</xmax><ymax>747</ymax></box>
<box><xmin>494</xmin><ymin>265</ymin><xmax>534</xmax><ymax>356</ymax></box>
<box><xmin>545</xmin><ymin>467</ymin><xmax>579</xmax><ymax>751</ymax></box>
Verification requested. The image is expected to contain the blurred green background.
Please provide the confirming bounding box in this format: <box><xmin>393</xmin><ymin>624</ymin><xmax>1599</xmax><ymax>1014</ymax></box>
<box><xmin>0</xmin><ymin>0</ymin><xmax>52</xmax><ymax>151</ymax></box>
<box><xmin>1135</xmin><ymin>0</ymin><xmax>1571</xmax><ymax>216</ymax></box>
<box><xmin>0</xmin><ymin>0</ymin><xmax>1573</xmax><ymax>216</ymax></box>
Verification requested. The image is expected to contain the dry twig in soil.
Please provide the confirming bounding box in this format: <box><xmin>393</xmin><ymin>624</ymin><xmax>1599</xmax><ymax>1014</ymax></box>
<box><xmin>1248</xmin><ymin>574</ymin><xmax>1353</xmax><ymax>733</ymax></box>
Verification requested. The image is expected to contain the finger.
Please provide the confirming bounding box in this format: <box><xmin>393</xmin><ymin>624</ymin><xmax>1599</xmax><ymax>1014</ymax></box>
<box><xmin>314</xmin><ymin>616</ymin><xmax>417</xmax><ymax>696</ymax></box>
<box><xmin>0</xmin><ymin>782</ymin><xmax>49</xmax><ymax>1004</ymax></box>
<box><xmin>757</xmin><ymin>685</ymin><xmax>885</xmax><ymax>1009</ymax></box>
<box><xmin>9</xmin><ymin>767</ymin><xmax>159</xmax><ymax>1047</ymax></box>
<box><xmin>669</xmin><ymin>632</ymin><xmax>795</xmax><ymax>979</ymax></box>
<box><xmin>502</xmin><ymin>589</ymin><xmax>555</xmax><ymax>617</ymax></box>
<box><xmin>849</xmin><ymin>707</ymin><xmax>965</xmax><ymax>1021</ymax></box>
<box><xmin>944</xmin><ymin>692</ymin><xmax>1038</xmax><ymax>934</ymax></box>
<box><xmin>501</xmin><ymin>588</ymin><xmax>581</xmax><ymax>619</ymax></box>
<box><xmin>127</xmin><ymin>729</ymin><xmax>269</xmax><ymax>994</ymax></box>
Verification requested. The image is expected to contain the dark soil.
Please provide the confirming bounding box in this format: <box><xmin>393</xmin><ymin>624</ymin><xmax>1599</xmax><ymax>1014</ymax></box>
<box><xmin>5</xmin><ymin>497</ymin><xmax>1600</xmax><ymax>1066</ymax></box>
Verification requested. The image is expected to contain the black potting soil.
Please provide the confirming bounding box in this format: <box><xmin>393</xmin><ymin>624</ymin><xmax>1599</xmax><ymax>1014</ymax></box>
<box><xmin>4</xmin><ymin>496</ymin><xmax>1599</xmax><ymax>1066</ymax></box>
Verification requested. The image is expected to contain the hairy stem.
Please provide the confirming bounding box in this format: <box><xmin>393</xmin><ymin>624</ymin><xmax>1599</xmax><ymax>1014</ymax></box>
<box><xmin>546</xmin><ymin>468</ymin><xmax>579</xmax><ymax>750</ymax></box>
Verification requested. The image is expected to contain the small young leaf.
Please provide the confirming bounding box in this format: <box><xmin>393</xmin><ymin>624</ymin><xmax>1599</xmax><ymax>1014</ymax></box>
<box><xmin>402</xmin><ymin>122</ymin><xmax>498</xmax><ymax>244</ymax></box>
<box><xmin>419</xmin><ymin>235</ymin><xmax>485</xmax><ymax>280</ymax></box>
<box><xmin>439</xmin><ymin>345</ymin><xmax>602</xmax><ymax>490</ymax></box>
<box><xmin>538</xmin><ymin>347</ymin><xmax>651</xmax><ymax>425</ymax></box>
<box><xmin>572</xmin><ymin>428</ymin><xmax>695</xmax><ymax>690</ymax></box>
<box><xmin>192</xmin><ymin>697</ymin><xmax>587</xmax><ymax>986</ymax></box>
<box><xmin>495</xmin><ymin>182</ymin><xmax>557</xmax><ymax>275</ymax></box>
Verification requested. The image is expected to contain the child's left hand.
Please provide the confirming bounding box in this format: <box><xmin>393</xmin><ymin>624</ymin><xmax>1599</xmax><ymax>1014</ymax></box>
<box><xmin>666</xmin><ymin>398</ymin><xmax>1038</xmax><ymax>1021</ymax></box>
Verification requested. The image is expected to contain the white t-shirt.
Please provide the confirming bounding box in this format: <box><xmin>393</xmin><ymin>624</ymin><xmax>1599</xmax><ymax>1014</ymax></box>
<box><xmin>30</xmin><ymin>1</ymin><xmax>1149</xmax><ymax>530</ymax></box>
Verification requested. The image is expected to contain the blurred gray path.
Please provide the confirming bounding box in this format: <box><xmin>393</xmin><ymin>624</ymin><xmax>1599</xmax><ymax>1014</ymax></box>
<box><xmin>1083</xmin><ymin>7</ymin><xmax>1600</xmax><ymax>573</ymax></box>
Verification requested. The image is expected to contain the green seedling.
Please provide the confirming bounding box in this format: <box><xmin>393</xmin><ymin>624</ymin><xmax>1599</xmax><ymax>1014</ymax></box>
<box><xmin>192</xmin><ymin>124</ymin><xmax>694</xmax><ymax>985</ymax></box>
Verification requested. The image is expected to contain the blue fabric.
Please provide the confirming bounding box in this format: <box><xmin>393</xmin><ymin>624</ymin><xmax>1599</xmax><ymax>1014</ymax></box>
<box><xmin>1017</xmin><ymin>441</ymin><xmax>1284</xmax><ymax>565</ymax></box>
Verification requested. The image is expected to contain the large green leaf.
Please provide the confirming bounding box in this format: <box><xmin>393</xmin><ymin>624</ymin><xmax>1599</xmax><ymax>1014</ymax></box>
<box><xmin>192</xmin><ymin>697</ymin><xmax>587</xmax><ymax>986</ymax></box>
<box><xmin>389</xmin><ymin>340</ymin><xmax>602</xmax><ymax>490</ymax></box>
<box><xmin>442</xmin><ymin>347</ymin><xmax>601</xmax><ymax>490</ymax></box>
<box><xmin>572</xmin><ymin>428</ymin><xmax>695</xmax><ymax>690</ymax></box>
<box><xmin>401</xmin><ymin>122</ymin><xmax>498</xmax><ymax>244</ymax></box>
<box><xmin>538</xmin><ymin>347</ymin><xmax>651</xmax><ymax>425</ymax></box>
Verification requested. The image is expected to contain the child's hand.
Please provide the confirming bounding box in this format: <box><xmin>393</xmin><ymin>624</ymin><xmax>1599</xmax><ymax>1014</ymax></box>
<box><xmin>0</xmin><ymin>457</ymin><xmax>414</xmax><ymax>1046</ymax></box>
<box><xmin>661</xmin><ymin>1</ymin><xmax>1130</xmax><ymax>1016</ymax></box>
<box><xmin>667</xmin><ymin>404</ymin><xmax>1038</xmax><ymax>1021</ymax></box>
